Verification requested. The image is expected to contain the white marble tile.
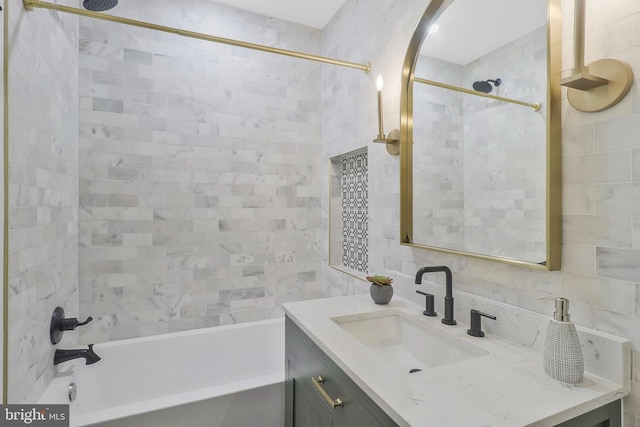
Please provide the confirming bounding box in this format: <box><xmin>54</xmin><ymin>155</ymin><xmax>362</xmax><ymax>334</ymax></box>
<box><xmin>595</xmin><ymin>114</ymin><xmax>640</xmax><ymax>152</ymax></box>
<box><xmin>563</xmin><ymin>272</ymin><xmax>635</xmax><ymax>315</ymax></box>
<box><xmin>584</xmin><ymin>16</ymin><xmax>635</xmax><ymax>64</ymax></box>
<box><xmin>562</xmin><ymin>124</ymin><xmax>595</xmax><ymax>157</ymax></box>
<box><xmin>596</xmin><ymin>183</ymin><xmax>640</xmax><ymax>215</ymax></box>
<box><xmin>597</xmin><ymin>247</ymin><xmax>640</xmax><ymax>282</ymax></box>
<box><xmin>563</xmin><ymin>184</ymin><xmax>596</xmax><ymax>215</ymax></box>
<box><xmin>563</xmin><ymin>214</ymin><xmax>632</xmax><ymax>247</ymax></box>
<box><xmin>487</xmin><ymin>281</ymin><xmax>537</xmax><ymax>312</ymax></box>
<box><xmin>594</xmin><ymin>0</ymin><xmax>640</xmax><ymax>29</ymax></box>
<box><xmin>563</xmin><ymin>151</ymin><xmax>631</xmax><ymax>185</ymax></box>
<box><xmin>596</xmin><ymin>308</ymin><xmax>640</xmax><ymax>349</ymax></box>
<box><xmin>562</xmin><ymin>243</ymin><xmax>596</xmax><ymax>275</ymax></box>
<box><xmin>77</xmin><ymin>0</ymin><xmax>324</xmax><ymax>345</ymax></box>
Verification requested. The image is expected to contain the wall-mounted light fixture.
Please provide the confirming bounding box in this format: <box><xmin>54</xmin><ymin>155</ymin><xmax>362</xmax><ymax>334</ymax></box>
<box><xmin>372</xmin><ymin>75</ymin><xmax>400</xmax><ymax>155</ymax></box>
<box><xmin>560</xmin><ymin>0</ymin><xmax>634</xmax><ymax>112</ymax></box>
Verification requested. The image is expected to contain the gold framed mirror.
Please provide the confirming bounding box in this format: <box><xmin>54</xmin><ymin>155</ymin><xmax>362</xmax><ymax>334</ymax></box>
<box><xmin>399</xmin><ymin>0</ymin><xmax>561</xmax><ymax>270</ymax></box>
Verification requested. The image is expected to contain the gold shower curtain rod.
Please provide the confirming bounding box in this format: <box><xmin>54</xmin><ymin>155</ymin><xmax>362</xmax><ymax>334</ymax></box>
<box><xmin>414</xmin><ymin>77</ymin><xmax>541</xmax><ymax>111</ymax></box>
<box><xmin>23</xmin><ymin>0</ymin><xmax>371</xmax><ymax>73</ymax></box>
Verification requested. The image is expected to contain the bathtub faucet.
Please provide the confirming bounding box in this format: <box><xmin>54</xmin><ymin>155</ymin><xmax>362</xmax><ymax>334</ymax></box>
<box><xmin>54</xmin><ymin>344</ymin><xmax>101</xmax><ymax>366</ymax></box>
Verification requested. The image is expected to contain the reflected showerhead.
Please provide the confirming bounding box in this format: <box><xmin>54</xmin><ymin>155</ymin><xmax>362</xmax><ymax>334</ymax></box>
<box><xmin>472</xmin><ymin>78</ymin><xmax>501</xmax><ymax>94</ymax></box>
<box><xmin>83</xmin><ymin>0</ymin><xmax>118</xmax><ymax>11</ymax></box>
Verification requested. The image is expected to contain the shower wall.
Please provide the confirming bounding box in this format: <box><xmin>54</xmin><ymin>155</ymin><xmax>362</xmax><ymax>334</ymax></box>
<box><xmin>412</xmin><ymin>56</ymin><xmax>464</xmax><ymax>249</ymax></box>
<box><xmin>7</xmin><ymin>0</ymin><xmax>79</xmax><ymax>403</ymax></box>
<box><xmin>77</xmin><ymin>0</ymin><xmax>323</xmax><ymax>343</ymax></box>
<box><xmin>462</xmin><ymin>26</ymin><xmax>547</xmax><ymax>261</ymax></box>
<box><xmin>411</xmin><ymin>28</ymin><xmax>546</xmax><ymax>260</ymax></box>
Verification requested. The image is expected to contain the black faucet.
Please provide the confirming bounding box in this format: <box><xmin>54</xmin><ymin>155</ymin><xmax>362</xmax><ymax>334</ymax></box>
<box><xmin>467</xmin><ymin>309</ymin><xmax>496</xmax><ymax>337</ymax></box>
<box><xmin>415</xmin><ymin>266</ymin><xmax>456</xmax><ymax>325</ymax></box>
<box><xmin>54</xmin><ymin>344</ymin><xmax>101</xmax><ymax>366</ymax></box>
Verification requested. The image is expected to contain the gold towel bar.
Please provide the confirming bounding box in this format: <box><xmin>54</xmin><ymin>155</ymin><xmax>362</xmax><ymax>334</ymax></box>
<box><xmin>414</xmin><ymin>77</ymin><xmax>541</xmax><ymax>111</ymax></box>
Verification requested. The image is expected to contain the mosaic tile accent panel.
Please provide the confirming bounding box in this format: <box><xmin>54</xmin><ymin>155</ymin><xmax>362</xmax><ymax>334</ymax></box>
<box><xmin>341</xmin><ymin>152</ymin><xmax>368</xmax><ymax>272</ymax></box>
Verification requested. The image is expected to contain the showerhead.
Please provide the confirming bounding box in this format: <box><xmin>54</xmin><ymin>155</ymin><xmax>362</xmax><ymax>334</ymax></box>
<box><xmin>472</xmin><ymin>81</ymin><xmax>492</xmax><ymax>93</ymax></box>
<box><xmin>472</xmin><ymin>78</ymin><xmax>501</xmax><ymax>94</ymax></box>
<box><xmin>83</xmin><ymin>0</ymin><xmax>118</xmax><ymax>12</ymax></box>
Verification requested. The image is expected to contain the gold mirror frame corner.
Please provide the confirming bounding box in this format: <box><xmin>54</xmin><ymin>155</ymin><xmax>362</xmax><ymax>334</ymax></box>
<box><xmin>399</xmin><ymin>0</ymin><xmax>562</xmax><ymax>271</ymax></box>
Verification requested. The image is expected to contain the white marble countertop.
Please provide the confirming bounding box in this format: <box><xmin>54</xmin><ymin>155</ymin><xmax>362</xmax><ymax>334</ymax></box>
<box><xmin>282</xmin><ymin>294</ymin><xmax>629</xmax><ymax>427</ymax></box>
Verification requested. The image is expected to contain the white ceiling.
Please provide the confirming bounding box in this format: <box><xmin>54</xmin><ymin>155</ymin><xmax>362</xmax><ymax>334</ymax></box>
<box><xmin>211</xmin><ymin>0</ymin><xmax>545</xmax><ymax>63</ymax></box>
<box><xmin>212</xmin><ymin>0</ymin><xmax>348</xmax><ymax>29</ymax></box>
<box><xmin>420</xmin><ymin>0</ymin><xmax>547</xmax><ymax>65</ymax></box>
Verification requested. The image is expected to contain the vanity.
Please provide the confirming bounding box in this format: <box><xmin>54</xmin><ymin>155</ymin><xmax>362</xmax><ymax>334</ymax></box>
<box><xmin>283</xmin><ymin>295</ymin><xmax>629</xmax><ymax>427</ymax></box>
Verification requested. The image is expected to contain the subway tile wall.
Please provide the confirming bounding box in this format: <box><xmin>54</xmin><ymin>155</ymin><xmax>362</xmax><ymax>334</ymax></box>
<box><xmin>412</xmin><ymin>56</ymin><xmax>465</xmax><ymax>250</ymax></box>
<box><xmin>77</xmin><ymin>0</ymin><xmax>323</xmax><ymax>343</ymax></box>
<box><xmin>462</xmin><ymin>27</ymin><xmax>547</xmax><ymax>262</ymax></box>
<box><xmin>412</xmin><ymin>27</ymin><xmax>546</xmax><ymax>262</ymax></box>
<box><xmin>321</xmin><ymin>0</ymin><xmax>640</xmax><ymax>423</ymax></box>
<box><xmin>7</xmin><ymin>0</ymin><xmax>79</xmax><ymax>403</ymax></box>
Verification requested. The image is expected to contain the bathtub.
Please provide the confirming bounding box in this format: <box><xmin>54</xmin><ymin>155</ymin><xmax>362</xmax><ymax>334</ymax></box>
<box><xmin>38</xmin><ymin>318</ymin><xmax>285</xmax><ymax>427</ymax></box>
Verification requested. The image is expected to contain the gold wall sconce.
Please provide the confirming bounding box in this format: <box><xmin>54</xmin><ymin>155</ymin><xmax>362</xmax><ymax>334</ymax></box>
<box><xmin>373</xmin><ymin>75</ymin><xmax>400</xmax><ymax>155</ymax></box>
<box><xmin>560</xmin><ymin>0</ymin><xmax>634</xmax><ymax>112</ymax></box>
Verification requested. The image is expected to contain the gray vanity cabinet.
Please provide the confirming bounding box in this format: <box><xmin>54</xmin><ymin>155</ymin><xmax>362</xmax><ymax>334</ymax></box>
<box><xmin>554</xmin><ymin>399</ymin><xmax>621</xmax><ymax>427</ymax></box>
<box><xmin>285</xmin><ymin>317</ymin><xmax>397</xmax><ymax>427</ymax></box>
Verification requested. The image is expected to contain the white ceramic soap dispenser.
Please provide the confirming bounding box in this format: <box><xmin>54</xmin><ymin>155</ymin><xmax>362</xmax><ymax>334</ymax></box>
<box><xmin>543</xmin><ymin>297</ymin><xmax>584</xmax><ymax>384</ymax></box>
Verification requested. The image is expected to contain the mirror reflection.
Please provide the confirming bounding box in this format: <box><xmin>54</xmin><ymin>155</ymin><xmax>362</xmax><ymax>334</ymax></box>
<box><xmin>410</xmin><ymin>0</ymin><xmax>549</xmax><ymax>264</ymax></box>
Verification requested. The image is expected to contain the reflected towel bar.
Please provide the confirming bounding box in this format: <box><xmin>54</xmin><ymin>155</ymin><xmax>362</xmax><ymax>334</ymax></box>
<box><xmin>414</xmin><ymin>76</ymin><xmax>541</xmax><ymax>111</ymax></box>
<box><xmin>23</xmin><ymin>0</ymin><xmax>371</xmax><ymax>74</ymax></box>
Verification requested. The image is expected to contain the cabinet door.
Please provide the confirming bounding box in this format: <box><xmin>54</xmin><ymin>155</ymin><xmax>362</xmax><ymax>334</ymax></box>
<box><xmin>288</xmin><ymin>338</ymin><xmax>337</xmax><ymax>427</ymax></box>
<box><xmin>292</xmin><ymin>377</ymin><xmax>334</xmax><ymax>427</ymax></box>
<box><xmin>286</xmin><ymin>317</ymin><xmax>390</xmax><ymax>427</ymax></box>
<box><xmin>554</xmin><ymin>400</ymin><xmax>621</xmax><ymax>427</ymax></box>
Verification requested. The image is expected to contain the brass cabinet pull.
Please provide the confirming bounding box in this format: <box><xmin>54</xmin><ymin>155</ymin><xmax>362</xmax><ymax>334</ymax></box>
<box><xmin>311</xmin><ymin>376</ymin><xmax>343</xmax><ymax>409</ymax></box>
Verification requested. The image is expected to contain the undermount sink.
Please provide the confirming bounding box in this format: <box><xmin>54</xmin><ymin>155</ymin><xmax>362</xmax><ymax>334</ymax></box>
<box><xmin>331</xmin><ymin>309</ymin><xmax>488</xmax><ymax>371</ymax></box>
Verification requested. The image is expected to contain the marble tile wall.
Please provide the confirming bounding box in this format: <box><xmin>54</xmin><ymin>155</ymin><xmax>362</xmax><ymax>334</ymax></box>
<box><xmin>412</xmin><ymin>28</ymin><xmax>546</xmax><ymax>262</ymax></box>
<box><xmin>463</xmin><ymin>27</ymin><xmax>547</xmax><ymax>262</ymax></box>
<box><xmin>77</xmin><ymin>0</ymin><xmax>323</xmax><ymax>342</ymax></box>
<box><xmin>322</xmin><ymin>0</ymin><xmax>640</xmax><ymax>423</ymax></box>
<box><xmin>6</xmin><ymin>0</ymin><xmax>79</xmax><ymax>403</ymax></box>
<box><xmin>412</xmin><ymin>56</ymin><xmax>465</xmax><ymax>249</ymax></box>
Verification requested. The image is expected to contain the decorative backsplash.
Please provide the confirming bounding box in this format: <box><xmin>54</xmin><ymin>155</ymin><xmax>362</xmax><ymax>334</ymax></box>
<box><xmin>330</xmin><ymin>149</ymin><xmax>368</xmax><ymax>274</ymax></box>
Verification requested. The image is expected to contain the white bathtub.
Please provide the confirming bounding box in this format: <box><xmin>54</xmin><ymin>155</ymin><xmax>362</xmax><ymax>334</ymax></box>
<box><xmin>38</xmin><ymin>318</ymin><xmax>285</xmax><ymax>427</ymax></box>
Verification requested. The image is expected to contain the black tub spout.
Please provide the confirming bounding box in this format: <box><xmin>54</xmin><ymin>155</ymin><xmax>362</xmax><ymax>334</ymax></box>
<box><xmin>54</xmin><ymin>344</ymin><xmax>101</xmax><ymax>366</ymax></box>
